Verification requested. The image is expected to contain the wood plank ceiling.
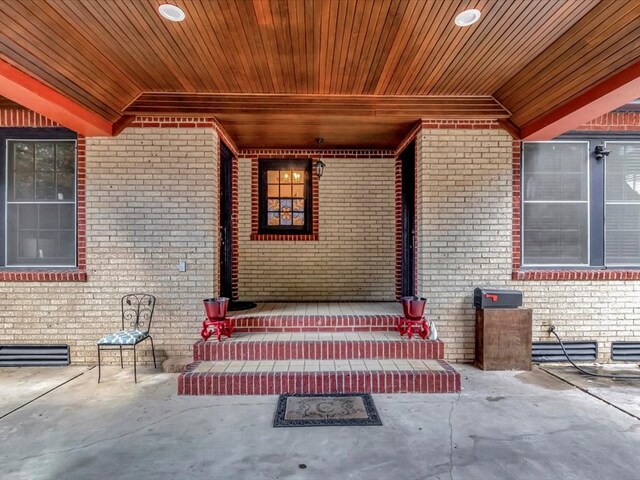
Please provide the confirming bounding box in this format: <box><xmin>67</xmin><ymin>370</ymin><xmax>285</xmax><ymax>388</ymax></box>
<box><xmin>0</xmin><ymin>0</ymin><xmax>638</xmax><ymax>148</ymax></box>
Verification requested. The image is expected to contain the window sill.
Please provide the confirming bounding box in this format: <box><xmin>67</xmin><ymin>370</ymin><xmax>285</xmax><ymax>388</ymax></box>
<box><xmin>512</xmin><ymin>269</ymin><xmax>640</xmax><ymax>281</ymax></box>
<box><xmin>0</xmin><ymin>268</ymin><xmax>87</xmax><ymax>282</ymax></box>
<box><xmin>251</xmin><ymin>233</ymin><xmax>319</xmax><ymax>242</ymax></box>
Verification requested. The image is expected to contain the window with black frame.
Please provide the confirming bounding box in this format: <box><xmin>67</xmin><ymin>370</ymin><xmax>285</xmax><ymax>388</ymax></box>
<box><xmin>258</xmin><ymin>159</ymin><xmax>313</xmax><ymax>235</ymax></box>
<box><xmin>1</xmin><ymin>129</ymin><xmax>77</xmax><ymax>267</ymax></box>
<box><xmin>522</xmin><ymin>138</ymin><xmax>640</xmax><ymax>268</ymax></box>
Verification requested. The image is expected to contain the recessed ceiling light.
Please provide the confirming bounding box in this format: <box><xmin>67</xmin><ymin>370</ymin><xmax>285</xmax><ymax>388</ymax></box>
<box><xmin>158</xmin><ymin>4</ymin><xmax>186</xmax><ymax>22</ymax></box>
<box><xmin>455</xmin><ymin>9</ymin><xmax>481</xmax><ymax>27</ymax></box>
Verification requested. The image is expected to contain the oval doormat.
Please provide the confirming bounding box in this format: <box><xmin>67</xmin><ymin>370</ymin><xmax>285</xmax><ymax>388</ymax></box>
<box><xmin>273</xmin><ymin>393</ymin><xmax>382</xmax><ymax>427</ymax></box>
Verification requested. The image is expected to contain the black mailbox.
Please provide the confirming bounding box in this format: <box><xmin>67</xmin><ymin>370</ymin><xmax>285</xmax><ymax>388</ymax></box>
<box><xmin>474</xmin><ymin>288</ymin><xmax>523</xmax><ymax>309</ymax></box>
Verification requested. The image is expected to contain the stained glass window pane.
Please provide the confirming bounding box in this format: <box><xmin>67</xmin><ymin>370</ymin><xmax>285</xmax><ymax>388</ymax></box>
<box><xmin>293</xmin><ymin>199</ymin><xmax>304</xmax><ymax>211</ymax></box>
<box><xmin>268</xmin><ymin>199</ymin><xmax>280</xmax><ymax>211</ymax></box>
<box><xmin>280</xmin><ymin>171</ymin><xmax>292</xmax><ymax>183</ymax></box>
<box><xmin>268</xmin><ymin>212</ymin><xmax>280</xmax><ymax>225</ymax></box>
<box><xmin>280</xmin><ymin>184</ymin><xmax>292</xmax><ymax>197</ymax></box>
<box><xmin>292</xmin><ymin>171</ymin><xmax>304</xmax><ymax>183</ymax></box>
<box><xmin>293</xmin><ymin>212</ymin><xmax>304</xmax><ymax>225</ymax></box>
<box><xmin>292</xmin><ymin>184</ymin><xmax>304</xmax><ymax>198</ymax></box>
<box><xmin>267</xmin><ymin>170</ymin><xmax>279</xmax><ymax>184</ymax></box>
<box><xmin>268</xmin><ymin>184</ymin><xmax>279</xmax><ymax>197</ymax></box>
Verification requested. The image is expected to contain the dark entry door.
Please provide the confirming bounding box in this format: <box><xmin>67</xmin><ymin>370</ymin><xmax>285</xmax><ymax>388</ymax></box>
<box><xmin>219</xmin><ymin>141</ymin><xmax>234</xmax><ymax>299</ymax></box>
<box><xmin>400</xmin><ymin>140</ymin><xmax>416</xmax><ymax>297</ymax></box>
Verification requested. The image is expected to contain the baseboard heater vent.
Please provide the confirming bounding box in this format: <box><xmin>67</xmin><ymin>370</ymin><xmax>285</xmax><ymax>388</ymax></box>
<box><xmin>0</xmin><ymin>345</ymin><xmax>70</xmax><ymax>366</ymax></box>
<box><xmin>611</xmin><ymin>342</ymin><xmax>640</xmax><ymax>361</ymax></box>
<box><xmin>532</xmin><ymin>341</ymin><xmax>597</xmax><ymax>363</ymax></box>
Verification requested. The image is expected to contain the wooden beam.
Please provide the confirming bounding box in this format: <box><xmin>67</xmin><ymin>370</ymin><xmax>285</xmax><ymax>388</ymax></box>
<box><xmin>497</xmin><ymin>118</ymin><xmax>521</xmax><ymax>140</ymax></box>
<box><xmin>111</xmin><ymin>115</ymin><xmax>135</xmax><ymax>136</ymax></box>
<box><xmin>0</xmin><ymin>59</ymin><xmax>113</xmax><ymax>136</ymax></box>
<box><xmin>125</xmin><ymin>93</ymin><xmax>511</xmax><ymax>119</ymax></box>
<box><xmin>521</xmin><ymin>60</ymin><xmax>640</xmax><ymax>140</ymax></box>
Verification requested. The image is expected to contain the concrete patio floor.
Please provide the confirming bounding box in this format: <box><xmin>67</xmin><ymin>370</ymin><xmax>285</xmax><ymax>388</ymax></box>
<box><xmin>1</xmin><ymin>365</ymin><xmax>639</xmax><ymax>480</ymax></box>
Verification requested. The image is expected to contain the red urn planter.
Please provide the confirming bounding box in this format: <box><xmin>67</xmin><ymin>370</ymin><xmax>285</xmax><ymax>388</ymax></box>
<box><xmin>399</xmin><ymin>296</ymin><xmax>429</xmax><ymax>340</ymax></box>
<box><xmin>201</xmin><ymin>297</ymin><xmax>233</xmax><ymax>342</ymax></box>
<box><xmin>203</xmin><ymin>297</ymin><xmax>229</xmax><ymax>320</ymax></box>
<box><xmin>401</xmin><ymin>296</ymin><xmax>427</xmax><ymax>320</ymax></box>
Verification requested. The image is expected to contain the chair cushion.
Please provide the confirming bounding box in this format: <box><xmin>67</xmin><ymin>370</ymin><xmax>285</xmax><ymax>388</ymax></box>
<box><xmin>98</xmin><ymin>329</ymin><xmax>148</xmax><ymax>345</ymax></box>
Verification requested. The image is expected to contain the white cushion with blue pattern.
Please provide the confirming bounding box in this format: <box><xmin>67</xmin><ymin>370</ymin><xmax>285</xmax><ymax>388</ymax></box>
<box><xmin>98</xmin><ymin>329</ymin><xmax>148</xmax><ymax>345</ymax></box>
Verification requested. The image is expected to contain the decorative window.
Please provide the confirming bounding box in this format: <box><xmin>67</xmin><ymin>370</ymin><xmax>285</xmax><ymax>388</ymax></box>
<box><xmin>258</xmin><ymin>159</ymin><xmax>313</xmax><ymax>235</ymax></box>
<box><xmin>522</xmin><ymin>138</ymin><xmax>640</xmax><ymax>268</ymax></box>
<box><xmin>1</xmin><ymin>129</ymin><xmax>77</xmax><ymax>267</ymax></box>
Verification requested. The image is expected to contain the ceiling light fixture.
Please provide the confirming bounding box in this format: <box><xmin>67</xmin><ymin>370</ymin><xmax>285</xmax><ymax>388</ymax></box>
<box><xmin>158</xmin><ymin>4</ymin><xmax>186</xmax><ymax>22</ymax></box>
<box><xmin>454</xmin><ymin>9</ymin><xmax>481</xmax><ymax>27</ymax></box>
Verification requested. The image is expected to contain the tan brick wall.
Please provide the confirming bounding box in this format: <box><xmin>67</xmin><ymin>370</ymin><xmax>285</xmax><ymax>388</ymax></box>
<box><xmin>416</xmin><ymin>128</ymin><xmax>640</xmax><ymax>362</ymax></box>
<box><xmin>0</xmin><ymin>127</ymin><xmax>219</xmax><ymax>364</ymax></box>
<box><xmin>237</xmin><ymin>156</ymin><xmax>396</xmax><ymax>300</ymax></box>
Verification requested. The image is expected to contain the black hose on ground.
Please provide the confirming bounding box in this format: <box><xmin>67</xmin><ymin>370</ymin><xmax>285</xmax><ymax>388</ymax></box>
<box><xmin>548</xmin><ymin>326</ymin><xmax>640</xmax><ymax>380</ymax></box>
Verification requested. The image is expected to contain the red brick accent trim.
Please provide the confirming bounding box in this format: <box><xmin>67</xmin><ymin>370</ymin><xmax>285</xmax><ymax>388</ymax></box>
<box><xmin>249</xmin><ymin>157</ymin><xmax>319</xmax><ymax>241</ymax></box>
<box><xmin>512</xmin><ymin>140</ymin><xmax>522</xmax><ymax>275</ymax></box>
<box><xmin>513</xmin><ymin>270</ymin><xmax>640</xmax><ymax>281</ymax></box>
<box><xmin>242</xmin><ymin>149</ymin><xmax>394</xmax><ymax>158</ymax></box>
<box><xmin>421</xmin><ymin>120</ymin><xmax>502</xmax><ymax>129</ymax></box>
<box><xmin>128</xmin><ymin>116</ymin><xmax>240</xmax><ymax>155</ymax></box>
<box><xmin>194</xmin><ymin>339</ymin><xmax>444</xmax><ymax>361</ymax></box>
<box><xmin>577</xmin><ymin>112</ymin><xmax>640</xmax><ymax>131</ymax></box>
<box><xmin>0</xmin><ymin>109</ymin><xmax>59</xmax><ymax>127</ymax></box>
<box><xmin>395</xmin><ymin>155</ymin><xmax>402</xmax><ymax>299</ymax></box>
<box><xmin>0</xmin><ymin>113</ymin><xmax>87</xmax><ymax>282</ymax></box>
<box><xmin>512</xmin><ymin>138</ymin><xmax>640</xmax><ymax>280</ymax></box>
<box><xmin>178</xmin><ymin>362</ymin><xmax>460</xmax><ymax>395</ymax></box>
<box><xmin>231</xmin><ymin>155</ymin><xmax>239</xmax><ymax>300</ymax></box>
<box><xmin>0</xmin><ymin>270</ymin><xmax>87</xmax><ymax>282</ymax></box>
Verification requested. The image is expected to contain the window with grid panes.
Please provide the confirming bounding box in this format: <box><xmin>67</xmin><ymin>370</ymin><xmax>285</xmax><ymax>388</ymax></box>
<box><xmin>1</xmin><ymin>128</ymin><xmax>77</xmax><ymax>267</ymax></box>
<box><xmin>258</xmin><ymin>159</ymin><xmax>312</xmax><ymax>235</ymax></box>
<box><xmin>522</xmin><ymin>138</ymin><xmax>640</xmax><ymax>268</ymax></box>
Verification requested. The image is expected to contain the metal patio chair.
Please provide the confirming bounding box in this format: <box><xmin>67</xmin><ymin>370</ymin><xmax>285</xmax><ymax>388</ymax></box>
<box><xmin>97</xmin><ymin>293</ymin><xmax>157</xmax><ymax>383</ymax></box>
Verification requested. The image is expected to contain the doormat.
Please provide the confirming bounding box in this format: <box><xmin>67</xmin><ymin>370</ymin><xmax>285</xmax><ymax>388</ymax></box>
<box><xmin>273</xmin><ymin>393</ymin><xmax>382</xmax><ymax>427</ymax></box>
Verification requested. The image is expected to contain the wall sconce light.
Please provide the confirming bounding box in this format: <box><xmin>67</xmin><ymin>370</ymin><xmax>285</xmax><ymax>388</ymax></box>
<box><xmin>594</xmin><ymin>144</ymin><xmax>611</xmax><ymax>161</ymax></box>
<box><xmin>315</xmin><ymin>137</ymin><xmax>326</xmax><ymax>179</ymax></box>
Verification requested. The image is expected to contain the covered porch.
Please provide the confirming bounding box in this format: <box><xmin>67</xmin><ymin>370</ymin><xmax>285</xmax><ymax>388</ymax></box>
<box><xmin>1</xmin><ymin>1</ymin><xmax>640</xmax><ymax>368</ymax></box>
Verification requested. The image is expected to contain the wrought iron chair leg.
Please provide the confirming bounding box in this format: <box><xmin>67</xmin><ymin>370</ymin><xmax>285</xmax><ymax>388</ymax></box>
<box><xmin>97</xmin><ymin>346</ymin><xmax>101</xmax><ymax>383</ymax></box>
<box><xmin>149</xmin><ymin>336</ymin><xmax>157</xmax><ymax>368</ymax></box>
<box><xmin>119</xmin><ymin>345</ymin><xmax>124</xmax><ymax>368</ymax></box>
<box><xmin>133</xmin><ymin>345</ymin><xmax>137</xmax><ymax>383</ymax></box>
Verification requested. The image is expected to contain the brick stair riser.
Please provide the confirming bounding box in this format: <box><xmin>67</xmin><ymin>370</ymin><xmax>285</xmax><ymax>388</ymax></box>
<box><xmin>178</xmin><ymin>370</ymin><xmax>460</xmax><ymax>395</ymax></box>
<box><xmin>193</xmin><ymin>340</ymin><xmax>444</xmax><ymax>361</ymax></box>
<box><xmin>229</xmin><ymin>315</ymin><xmax>404</xmax><ymax>332</ymax></box>
<box><xmin>234</xmin><ymin>326</ymin><xmax>394</xmax><ymax>332</ymax></box>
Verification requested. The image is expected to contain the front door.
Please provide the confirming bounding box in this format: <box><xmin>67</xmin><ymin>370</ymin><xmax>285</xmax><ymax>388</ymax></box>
<box><xmin>400</xmin><ymin>140</ymin><xmax>416</xmax><ymax>297</ymax></box>
<box><xmin>219</xmin><ymin>141</ymin><xmax>234</xmax><ymax>299</ymax></box>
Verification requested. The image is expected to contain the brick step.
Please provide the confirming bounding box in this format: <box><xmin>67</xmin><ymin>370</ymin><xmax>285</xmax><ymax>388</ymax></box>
<box><xmin>178</xmin><ymin>359</ymin><xmax>460</xmax><ymax>395</ymax></box>
<box><xmin>194</xmin><ymin>332</ymin><xmax>444</xmax><ymax>361</ymax></box>
<box><xmin>226</xmin><ymin>314</ymin><xmax>402</xmax><ymax>332</ymax></box>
